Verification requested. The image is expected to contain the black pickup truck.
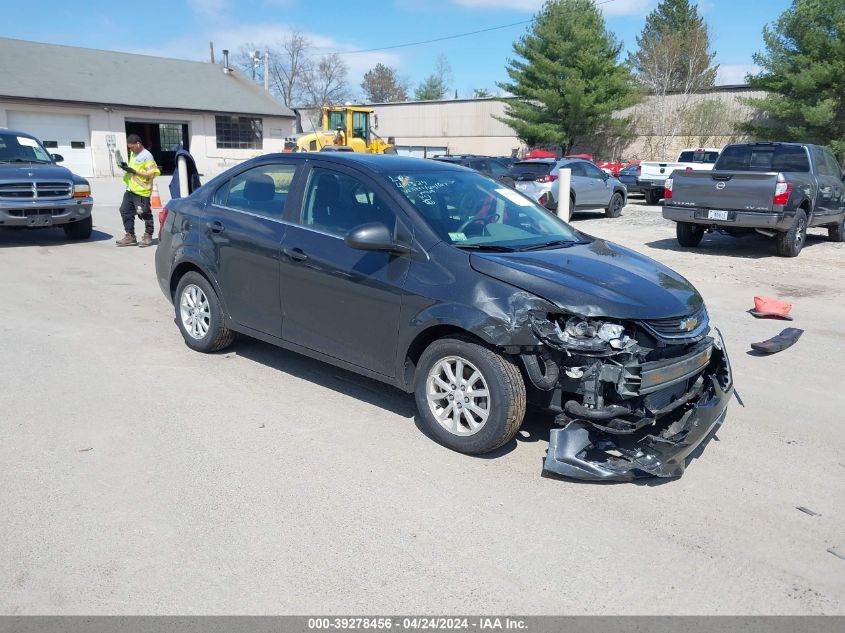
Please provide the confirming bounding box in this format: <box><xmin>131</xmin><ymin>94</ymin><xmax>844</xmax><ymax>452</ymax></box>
<box><xmin>662</xmin><ymin>142</ymin><xmax>845</xmax><ymax>256</ymax></box>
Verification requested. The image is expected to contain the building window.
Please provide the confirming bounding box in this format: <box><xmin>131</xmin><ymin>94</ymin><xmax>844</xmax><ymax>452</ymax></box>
<box><xmin>215</xmin><ymin>116</ymin><xmax>263</xmax><ymax>149</ymax></box>
<box><xmin>159</xmin><ymin>124</ymin><xmax>183</xmax><ymax>151</ymax></box>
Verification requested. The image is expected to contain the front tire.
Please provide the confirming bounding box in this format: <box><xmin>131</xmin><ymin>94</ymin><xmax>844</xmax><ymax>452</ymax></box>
<box><xmin>776</xmin><ymin>209</ymin><xmax>807</xmax><ymax>257</ymax></box>
<box><xmin>676</xmin><ymin>222</ymin><xmax>704</xmax><ymax>247</ymax></box>
<box><xmin>174</xmin><ymin>271</ymin><xmax>235</xmax><ymax>352</ymax></box>
<box><xmin>63</xmin><ymin>216</ymin><xmax>92</xmax><ymax>240</ymax></box>
<box><xmin>414</xmin><ymin>336</ymin><xmax>526</xmax><ymax>455</ymax></box>
<box><xmin>605</xmin><ymin>192</ymin><xmax>623</xmax><ymax>218</ymax></box>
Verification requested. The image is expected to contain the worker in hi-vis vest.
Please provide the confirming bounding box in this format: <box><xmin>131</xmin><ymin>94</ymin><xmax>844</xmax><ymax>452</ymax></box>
<box><xmin>116</xmin><ymin>133</ymin><xmax>161</xmax><ymax>248</ymax></box>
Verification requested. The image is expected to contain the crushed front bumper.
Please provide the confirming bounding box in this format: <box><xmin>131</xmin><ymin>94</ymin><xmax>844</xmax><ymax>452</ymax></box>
<box><xmin>543</xmin><ymin>333</ymin><xmax>734</xmax><ymax>481</ymax></box>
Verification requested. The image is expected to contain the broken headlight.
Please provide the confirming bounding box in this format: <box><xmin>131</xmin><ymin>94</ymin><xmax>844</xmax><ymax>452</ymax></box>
<box><xmin>556</xmin><ymin>317</ymin><xmax>633</xmax><ymax>352</ymax></box>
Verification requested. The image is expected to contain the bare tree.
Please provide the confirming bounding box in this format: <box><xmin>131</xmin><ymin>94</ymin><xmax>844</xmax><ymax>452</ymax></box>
<box><xmin>629</xmin><ymin>0</ymin><xmax>718</xmax><ymax>158</ymax></box>
<box><xmin>235</xmin><ymin>30</ymin><xmax>314</xmax><ymax>107</ymax></box>
<box><xmin>303</xmin><ymin>53</ymin><xmax>352</xmax><ymax>107</ymax></box>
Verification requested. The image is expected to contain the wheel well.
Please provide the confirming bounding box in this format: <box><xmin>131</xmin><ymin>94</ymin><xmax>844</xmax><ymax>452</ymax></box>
<box><xmin>402</xmin><ymin>325</ymin><xmax>488</xmax><ymax>391</ymax></box>
<box><xmin>169</xmin><ymin>262</ymin><xmax>207</xmax><ymax>299</ymax></box>
<box><xmin>799</xmin><ymin>200</ymin><xmax>811</xmax><ymax>215</ymax></box>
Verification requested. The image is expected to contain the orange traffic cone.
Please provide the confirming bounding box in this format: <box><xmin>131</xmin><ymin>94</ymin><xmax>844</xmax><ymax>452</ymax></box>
<box><xmin>150</xmin><ymin>183</ymin><xmax>163</xmax><ymax>211</ymax></box>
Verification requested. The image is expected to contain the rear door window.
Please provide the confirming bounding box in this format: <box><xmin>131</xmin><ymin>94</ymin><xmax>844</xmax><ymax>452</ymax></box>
<box><xmin>213</xmin><ymin>163</ymin><xmax>297</xmax><ymax>218</ymax></box>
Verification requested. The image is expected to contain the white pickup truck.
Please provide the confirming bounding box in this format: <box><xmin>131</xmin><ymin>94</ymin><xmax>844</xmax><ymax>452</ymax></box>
<box><xmin>638</xmin><ymin>148</ymin><xmax>721</xmax><ymax>205</ymax></box>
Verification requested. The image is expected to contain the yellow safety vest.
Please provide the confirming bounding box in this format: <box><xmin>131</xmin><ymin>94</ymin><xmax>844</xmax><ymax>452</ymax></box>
<box><xmin>123</xmin><ymin>151</ymin><xmax>160</xmax><ymax>197</ymax></box>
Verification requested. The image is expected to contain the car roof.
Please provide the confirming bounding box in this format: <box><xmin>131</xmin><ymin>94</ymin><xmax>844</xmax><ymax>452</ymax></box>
<box><xmin>0</xmin><ymin>128</ymin><xmax>38</xmax><ymax>139</ymax></box>
<box><xmin>255</xmin><ymin>152</ymin><xmax>467</xmax><ymax>174</ymax></box>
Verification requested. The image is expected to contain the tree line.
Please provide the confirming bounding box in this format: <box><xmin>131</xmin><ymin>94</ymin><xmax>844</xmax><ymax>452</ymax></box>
<box><xmin>237</xmin><ymin>0</ymin><xmax>845</xmax><ymax>160</ymax></box>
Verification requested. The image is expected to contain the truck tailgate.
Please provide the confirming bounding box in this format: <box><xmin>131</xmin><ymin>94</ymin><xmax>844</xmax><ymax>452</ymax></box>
<box><xmin>671</xmin><ymin>171</ymin><xmax>778</xmax><ymax>212</ymax></box>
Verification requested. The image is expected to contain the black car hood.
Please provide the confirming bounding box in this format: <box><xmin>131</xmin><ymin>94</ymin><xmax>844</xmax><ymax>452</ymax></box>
<box><xmin>469</xmin><ymin>238</ymin><xmax>703</xmax><ymax>320</ymax></box>
<box><xmin>0</xmin><ymin>163</ymin><xmax>77</xmax><ymax>180</ymax></box>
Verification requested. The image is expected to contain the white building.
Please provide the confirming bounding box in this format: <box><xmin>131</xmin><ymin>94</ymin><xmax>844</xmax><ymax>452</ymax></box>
<box><xmin>0</xmin><ymin>37</ymin><xmax>295</xmax><ymax>178</ymax></box>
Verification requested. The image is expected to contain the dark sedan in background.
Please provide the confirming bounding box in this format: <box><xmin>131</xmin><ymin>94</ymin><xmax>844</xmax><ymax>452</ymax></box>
<box><xmin>155</xmin><ymin>153</ymin><xmax>733</xmax><ymax>481</ymax></box>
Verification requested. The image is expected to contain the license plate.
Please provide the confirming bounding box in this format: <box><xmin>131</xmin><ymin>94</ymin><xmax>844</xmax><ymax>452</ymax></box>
<box><xmin>515</xmin><ymin>182</ymin><xmax>529</xmax><ymax>191</ymax></box>
<box><xmin>708</xmin><ymin>210</ymin><xmax>729</xmax><ymax>221</ymax></box>
<box><xmin>27</xmin><ymin>213</ymin><xmax>53</xmax><ymax>227</ymax></box>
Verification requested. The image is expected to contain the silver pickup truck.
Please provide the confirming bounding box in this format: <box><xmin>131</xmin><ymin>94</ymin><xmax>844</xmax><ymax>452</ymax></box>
<box><xmin>663</xmin><ymin>142</ymin><xmax>845</xmax><ymax>257</ymax></box>
<box><xmin>0</xmin><ymin>128</ymin><xmax>93</xmax><ymax>239</ymax></box>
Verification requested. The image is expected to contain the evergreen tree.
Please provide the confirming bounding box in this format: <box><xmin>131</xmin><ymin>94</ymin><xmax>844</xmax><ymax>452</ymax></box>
<box><xmin>415</xmin><ymin>56</ymin><xmax>452</xmax><ymax>101</ymax></box>
<box><xmin>629</xmin><ymin>0</ymin><xmax>717</xmax><ymax>91</ymax></box>
<box><xmin>628</xmin><ymin>0</ymin><xmax>718</xmax><ymax>159</ymax></box>
<box><xmin>744</xmin><ymin>0</ymin><xmax>845</xmax><ymax>158</ymax></box>
<box><xmin>360</xmin><ymin>63</ymin><xmax>409</xmax><ymax>103</ymax></box>
<box><xmin>497</xmin><ymin>0</ymin><xmax>637</xmax><ymax>153</ymax></box>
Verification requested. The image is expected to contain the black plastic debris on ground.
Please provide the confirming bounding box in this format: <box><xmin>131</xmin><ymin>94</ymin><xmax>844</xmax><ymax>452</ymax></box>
<box><xmin>751</xmin><ymin>328</ymin><xmax>804</xmax><ymax>354</ymax></box>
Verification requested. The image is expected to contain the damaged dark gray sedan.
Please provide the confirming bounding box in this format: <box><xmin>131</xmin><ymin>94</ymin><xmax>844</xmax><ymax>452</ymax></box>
<box><xmin>155</xmin><ymin>153</ymin><xmax>734</xmax><ymax>481</ymax></box>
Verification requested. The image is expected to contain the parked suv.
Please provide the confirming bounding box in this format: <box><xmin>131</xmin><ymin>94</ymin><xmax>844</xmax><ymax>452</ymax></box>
<box><xmin>0</xmin><ymin>129</ymin><xmax>93</xmax><ymax>239</ymax></box>
<box><xmin>506</xmin><ymin>158</ymin><xmax>626</xmax><ymax>220</ymax></box>
<box><xmin>156</xmin><ymin>153</ymin><xmax>732</xmax><ymax>481</ymax></box>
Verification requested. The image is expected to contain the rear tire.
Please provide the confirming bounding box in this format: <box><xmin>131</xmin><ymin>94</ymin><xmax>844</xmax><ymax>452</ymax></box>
<box><xmin>605</xmin><ymin>192</ymin><xmax>623</xmax><ymax>218</ymax></box>
<box><xmin>414</xmin><ymin>336</ymin><xmax>526</xmax><ymax>455</ymax></box>
<box><xmin>645</xmin><ymin>189</ymin><xmax>662</xmax><ymax>205</ymax></box>
<box><xmin>828</xmin><ymin>216</ymin><xmax>845</xmax><ymax>242</ymax></box>
<box><xmin>676</xmin><ymin>222</ymin><xmax>704</xmax><ymax>247</ymax></box>
<box><xmin>776</xmin><ymin>209</ymin><xmax>807</xmax><ymax>257</ymax></box>
<box><xmin>63</xmin><ymin>216</ymin><xmax>92</xmax><ymax>240</ymax></box>
<box><xmin>174</xmin><ymin>271</ymin><xmax>235</xmax><ymax>353</ymax></box>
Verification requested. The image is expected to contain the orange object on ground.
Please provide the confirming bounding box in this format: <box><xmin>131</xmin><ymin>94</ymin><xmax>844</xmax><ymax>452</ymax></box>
<box><xmin>750</xmin><ymin>296</ymin><xmax>793</xmax><ymax>320</ymax></box>
<box><xmin>150</xmin><ymin>183</ymin><xmax>163</xmax><ymax>211</ymax></box>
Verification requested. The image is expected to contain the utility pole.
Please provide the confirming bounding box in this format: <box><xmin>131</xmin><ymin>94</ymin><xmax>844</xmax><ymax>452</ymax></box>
<box><xmin>264</xmin><ymin>52</ymin><xmax>270</xmax><ymax>91</ymax></box>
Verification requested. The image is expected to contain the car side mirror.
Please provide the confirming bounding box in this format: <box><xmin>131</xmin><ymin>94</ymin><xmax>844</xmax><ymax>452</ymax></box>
<box><xmin>344</xmin><ymin>223</ymin><xmax>410</xmax><ymax>255</ymax></box>
<box><xmin>51</xmin><ymin>153</ymin><xmax>64</xmax><ymax>163</ymax></box>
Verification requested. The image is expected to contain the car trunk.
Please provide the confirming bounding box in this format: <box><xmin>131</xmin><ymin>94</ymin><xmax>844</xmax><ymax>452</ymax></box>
<box><xmin>670</xmin><ymin>171</ymin><xmax>779</xmax><ymax>212</ymax></box>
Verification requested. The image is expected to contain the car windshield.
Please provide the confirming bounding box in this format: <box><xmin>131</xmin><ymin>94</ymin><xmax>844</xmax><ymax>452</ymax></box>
<box><xmin>386</xmin><ymin>170</ymin><xmax>582</xmax><ymax>250</ymax></box>
<box><xmin>715</xmin><ymin>145</ymin><xmax>811</xmax><ymax>172</ymax></box>
<box><xmin>0</xmin><ymin>132</ymin><xmax>53</xmax><ymax>163</ymax></box>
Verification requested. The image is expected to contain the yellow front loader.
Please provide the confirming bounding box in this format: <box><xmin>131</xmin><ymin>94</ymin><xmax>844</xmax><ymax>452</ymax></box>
<box><xmin>285</xmin><ymin>106</ymin><xmax>396</xmax><ymax>154</ymax></box>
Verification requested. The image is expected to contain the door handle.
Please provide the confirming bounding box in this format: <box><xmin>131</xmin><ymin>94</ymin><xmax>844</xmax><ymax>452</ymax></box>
<box><xmin>282</xmin><ymin>247</ymin><xmax>308</xmax><ymax>262</ymax></box>
<box><xmin>209</xmin><ymin>220</ymin><xmax>225</xmax><ymax>233</ymax></box>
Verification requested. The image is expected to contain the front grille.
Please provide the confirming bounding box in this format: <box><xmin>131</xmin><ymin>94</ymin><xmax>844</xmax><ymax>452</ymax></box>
<box><xmin>5</xmin><ymin>208</ymin><xmax>67</xmax><ymax>217</ymax></box>
<box><xmin>37</xmin><ymin>182</ymin><xmax>73</xmax><ymax>198</ymax></box>
<box><xmin>0</xmin><ymin>182</ymin><xmax>36</xmax><ymax>199</ymax></box>
<box><xmin>0</xmin><ymin>181</ymin><xmax>72</xmax><ymax>200</ymax></box>
<box><xmin>641</xmin><ymin>306</ymin><xmax>709</xmax><ymax>341</ymax></box>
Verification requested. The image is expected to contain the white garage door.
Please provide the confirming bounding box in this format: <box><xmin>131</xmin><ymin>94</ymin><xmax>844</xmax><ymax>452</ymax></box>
<box><xmin>7</xmin><ymin>111</ymin><xmax>93</xmax><ymax>177</ymax></box>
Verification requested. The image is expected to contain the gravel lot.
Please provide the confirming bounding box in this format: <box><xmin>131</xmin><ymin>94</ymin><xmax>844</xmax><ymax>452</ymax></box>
<box><xmin>1</xmin><ymin>177</ymin><xmax>843</xmax><ymax>614</ymax></box>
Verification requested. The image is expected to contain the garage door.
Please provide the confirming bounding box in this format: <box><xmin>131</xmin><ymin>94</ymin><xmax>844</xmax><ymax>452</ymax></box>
<box><xmin>7</xmin><ymin>111</ymin><xmax>93</xmax><ymax>177</ymax></box>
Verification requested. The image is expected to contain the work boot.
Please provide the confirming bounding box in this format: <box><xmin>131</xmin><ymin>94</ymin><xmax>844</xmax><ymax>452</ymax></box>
<box><xmin>138</xmin><ymin>233</ymin><xmax>153</xmax><ymax>248</ymax></box>
<box><xmin>115</xmin><ymin>233</ymin><xmax>137</xmax><ymax>247</ymax></box>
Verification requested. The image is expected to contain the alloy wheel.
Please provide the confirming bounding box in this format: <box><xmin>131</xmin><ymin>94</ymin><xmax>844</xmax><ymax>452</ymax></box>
<box><xmin>426</xmin><ymin>356</ymin><xmax>490</xmax><ymax>436</ymax></box>
<box><xmin>179</xmin><ymin>284</ymin><xmax>211</xmax><ymax>340</ymax></box>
